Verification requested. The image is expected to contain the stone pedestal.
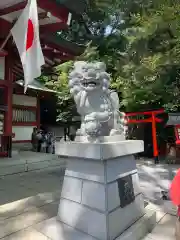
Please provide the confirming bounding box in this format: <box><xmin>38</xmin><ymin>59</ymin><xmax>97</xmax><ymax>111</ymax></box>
<box><xmin>35</xmin><ymin>140</ymin><xmax>156</xmax><ymax>240</ymax></box>
<box><xmin>48</xmin><ymin>140</ymin><xmax>155</xmax><ymax>240</ymax></box>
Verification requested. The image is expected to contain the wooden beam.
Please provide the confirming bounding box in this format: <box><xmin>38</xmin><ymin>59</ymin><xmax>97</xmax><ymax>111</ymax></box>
<box><xmin>44</xmin><ymin>56</ymin><xmax>54</xmax><ymax>66</ymax></box>
<box><xmin>13</xmin><ymin>66</ymin><xmax>23</xmax><ymax>75</ymax></box>
<box><xmin>43</xmin><ymin>48</ymin><xmax>72</xmax><ymax>57</ymax></box>
<box><xmin>37</xmin><ymin>0</ymin><xmax>70</xmax><ymax>24</ymax></box>
<box><xmin>12</xmin><ymin>68</ymin><xmax>22</xmax><ymax>75</ymax></box>
<box><xmin>13</xmin><ymin>71</ymin><xmax>23</xmax><ymax>79</ymax></box>
<box><xmin>14</xmin><ymin>62</ymin><xmax>22</xmax><ymax>69</ymax></box>
<box><xmin>57</xmin><ymin>55</ymin><xmax>74</xmax><ymax>60</ymax></box>
<box><xmin>41</xmin><ymin>39</ymin><xmax>76</xmax><ymax>56</ymax></box>
<box><xmin>0</xmin><ymin>0</ymin><xmax>70</xmax><ymax>25</ymax></box>
<box><xmin>44</xmin><ymin>63</ymin><xmax>51</xmax><ymax>68</ymax></box>
<box><xmin>0</xmin><ymin>49</ymin><xmax>8</xmax><ymax>56</ymax></box>
<box><xmin>0</xmin><ymin>0</ymin><xmax>70</xmax><ymax>38</ymax></box>
<box><xmin>0</xmin><ymin>18</ymin><xmax>12</xmax><ymax>37</ymax></box>
<box><xmin>12</xmin><ymin>69</ymin><xmax>23</xmax><ymax>78</ymax></box>
<box><xmin>0</xmin><ymin>1</ymin><xmax>26</xmax><ymax>16</ymax></box>
<box><xmin>54</xmin><ymin>58</ymin><xmax>62</xmax><ymax>64</ymax></box>
<box><xmin>38</xmin><ymin>12</ymin><xmax>51</xmax><ymax>20</ymax></box>
<box><xmin>41</xmin><ymin>34</ymin><xmax>85</xmax><ymax>56</ymax></box>
<box><xmin>15</xmin><ymin>62</ymin><xmax>22</xmax><ymax>68</ymax></box>
<box><xmin>0</xmin><ymin>18</ymin><xmax>67</xmax><ymax>41</ymax></box>
<box><xmin>43</xmin><ymin>50</ymin><xmax>73</xmax><ymax>62</ymax></box>
<box><xmin>40</xmin><ymin>22</ymin><xmax>67</xmax><ymax>33</ymax></box>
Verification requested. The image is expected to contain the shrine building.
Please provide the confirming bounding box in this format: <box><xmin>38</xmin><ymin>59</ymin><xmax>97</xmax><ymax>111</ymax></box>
<box><xmin>0</xmin><ymin>0</ymin><xmax>87</xmax><ymax>157</ymax></box>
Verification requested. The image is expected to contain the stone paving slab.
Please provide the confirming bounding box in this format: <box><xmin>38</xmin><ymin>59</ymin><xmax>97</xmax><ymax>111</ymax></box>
<box><xmin>0</xmin><ymin>166</ymin><xmax>64</xmax><ymax>239</ymax></box>
<box><xmin>1</xmin><ymin>227</ymin><xmax>50</xmax><ymax>240</ymax></box>
<box><xmin>146</xmin><ymin>214</ymin><xmax>176</xmax><ymax>240</ymax></box>
<box><xmin>0</xmin><ymin>151</ymin><xmax>66</xmax><ymax>177</ymax></box>
<box><xmin>0</xmin><ymin>160</ymin><xmax>179</xmax><ymax>240</ymax></box>
<box><xmin>0</xmin><ymin>167</ymin><xmax>63</xmax><ymax>206</ymax></box>
<box><xmin>0</xmin><ymin>190</ymin><xmax>61</xmax><ymax>221</ymax></box>
<box><xmin>137</xmin><ymin>161</ymin><xmax>178</xmax><ymax>216</ymax></box>
<box><xmin>35</xmin><ymin>217</ymin><xmax>97</xmax><ymax>240</ymax></box>
<box><xmin>0</xmin><ymin>201</ymin><xmax>59</xmax><ymax>239</ymax></box>
<box><xmin>137</xmin><ymin>162</ymin><xmax>177</xmax><ymax>201</ymax></box>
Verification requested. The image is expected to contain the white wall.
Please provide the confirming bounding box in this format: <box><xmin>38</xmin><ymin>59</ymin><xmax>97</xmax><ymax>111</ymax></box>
<box><xmin>12</xmin><ymin>94</ymin><xmax>37</xmax><ymax>141</ymax></box>
<box><xmin>12</xmin><ymin>126</ymin><xmax>34</xmax><ymax>141</ymax></box>
<box><xmin>13</xmin><ymin>94</ymin><xmax>37</xmax><ymax>107</ymax></box>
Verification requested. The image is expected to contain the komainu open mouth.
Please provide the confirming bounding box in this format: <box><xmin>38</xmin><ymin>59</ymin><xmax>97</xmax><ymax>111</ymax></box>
<box><xmin>82</xmin><ymin>81</ymin><xmax>97</xmax><ymax>87</ymax></box>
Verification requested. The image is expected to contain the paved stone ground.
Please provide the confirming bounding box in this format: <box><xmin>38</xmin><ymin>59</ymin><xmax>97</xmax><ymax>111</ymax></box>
<box><xmin>138</xmin><ymin>160</ymin><xmax>178</xmax><ymax>240</ymax></box>
<box><xmin>0</xmin><ymin>167</ymin><xmax>64</xmax><ymax>239</ymax></box>
<box><xmin>0</xmin><ymin>160</ymin><xmax>179</xmax><ymax>239</ymax></box>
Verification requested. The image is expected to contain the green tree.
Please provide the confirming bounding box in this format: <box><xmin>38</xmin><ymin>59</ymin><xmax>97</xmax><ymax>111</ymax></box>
<box><xmin>116</xmin><ymin>0</ymin><xmax>180</xmax><ymax>112</ymax></box>
<box><xmin>58</xmin><ymin>0</ymin><xmax>123</xmax><ymax>44</ymax></box>
<box><xmin>41</xmin><ymin>0</ymin><xmax>180</xmax><ymax>121</ymax></box>
<box><xmin>43</xmin><ymin>61</ymin><xmax>77</xmax><ymax>122</ymax></box>
<box><xmin>39</xmin><ymin>0</ymin><xmax>126</xmax><ymax>123</ymax></box>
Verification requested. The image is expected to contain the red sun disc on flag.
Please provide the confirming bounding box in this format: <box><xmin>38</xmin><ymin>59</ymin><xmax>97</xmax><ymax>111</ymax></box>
<box><xmin>26</xmin><ymin>19</ymin><xmax>34</xmax><ymax>51</ymax></box>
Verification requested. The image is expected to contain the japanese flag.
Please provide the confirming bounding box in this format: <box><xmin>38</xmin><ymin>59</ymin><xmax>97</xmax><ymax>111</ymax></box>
<box><xmin>11</xmin><ymin>0</ymin><xmax>45</xmax><ymax>92</ymax></box>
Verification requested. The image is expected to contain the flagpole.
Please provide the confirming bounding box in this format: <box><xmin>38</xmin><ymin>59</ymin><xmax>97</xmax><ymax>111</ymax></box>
<box><xmin>0</xmin><ymin>31</ymin><xmax>12</xmax><ymax>52</ymax></box>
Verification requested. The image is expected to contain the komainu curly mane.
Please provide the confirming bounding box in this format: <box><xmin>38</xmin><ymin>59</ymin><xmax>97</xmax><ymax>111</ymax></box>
<box><xmin>69</xmin><ymin>61</ymin><xmax>125</xmax><ymax>139</ymax></box>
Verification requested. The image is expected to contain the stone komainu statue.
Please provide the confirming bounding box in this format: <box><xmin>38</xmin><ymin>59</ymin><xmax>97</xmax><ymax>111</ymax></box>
<box><xmin>69</xmin><ymin>61</ymin><xmax>125</xmax><ymax>139</ymax></box>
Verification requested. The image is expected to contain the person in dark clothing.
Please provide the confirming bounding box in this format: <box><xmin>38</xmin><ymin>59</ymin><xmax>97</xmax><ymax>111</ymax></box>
<box><xmin>31</xmin><ymin>127</ymin><xmax>38</xmax><ymax>151</ymax></box>
<box><xmin>64</xmin><ymin>127</ymin><xmax>67</xmax><ymax>141</ymax></box>
<box><xmin>46</xmin><ymin>132</ymin><xmax>54</xmax><ymax>153</ymax></box>
<box><xmin>69</xmin><ymin>125</ymin><xmax>76</xmax><ymax>141</ymax></box>
<box><xmin>36</xmin><ymin>130</ymin><xmax>43</xmax><ymax>152</ymax></box>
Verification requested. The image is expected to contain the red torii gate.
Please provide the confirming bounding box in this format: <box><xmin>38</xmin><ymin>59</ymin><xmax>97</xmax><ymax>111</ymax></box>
<box><xmin>125</xmin><ymin>109</ymin><xmax>165</xmax><ymax>164</ymax></box>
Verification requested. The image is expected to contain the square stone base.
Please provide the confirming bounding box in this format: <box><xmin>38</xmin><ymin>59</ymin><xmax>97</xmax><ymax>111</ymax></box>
<box><xmin>56</xmin><ymin>140</ymin><xmax>146</xmax><ymax>240</ymax></box>
<box><xmin>55</xmin><ymin>140</ymin><xmax>146</xmax><ymax>240</ymax></box>
<box><xmin>35</xmin><ymin>209</ymin><xmax>156</xmax><ymax>240</ymax></box>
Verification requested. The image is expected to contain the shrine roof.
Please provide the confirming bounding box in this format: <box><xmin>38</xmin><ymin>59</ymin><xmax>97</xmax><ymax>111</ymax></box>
<box><xmin>15</xmin><ymin>79</ymin><xmax>57</xmax><ymax>93</ymax></box>
<box><xmin>0</xmin><ymin>0</ymin><xmax>87</xmax><ymax>80</ymax></box>
<box><xmin>0</xmin><ymin>0</ymin><xmax>87</xmax><ymax>15</ymax></box>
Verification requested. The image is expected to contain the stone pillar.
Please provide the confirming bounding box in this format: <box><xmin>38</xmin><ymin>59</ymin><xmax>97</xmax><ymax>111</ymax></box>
<box><xmin>56</xmin><ymin>140</ymin><xmax>146</xmax><ymax>240</ymax></box>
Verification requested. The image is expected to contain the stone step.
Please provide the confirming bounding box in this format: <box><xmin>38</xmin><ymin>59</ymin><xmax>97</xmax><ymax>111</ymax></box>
<box><xmin>0</xmin><ymin>151</ymin><xmax>66</xmax><ymax>177</ymax></box>
<box><xmin>0</xmin><ymin>190</ymin><xmax>61</xmax><ymax>222</ymax></box>
<box><xmin>32</xmin><ymin>208</ymin><xmax>156</xmax><ymax>240</ymax></box>
<box><xmin>116</xmin><ymin>209</ymin><xmax>156</xmax><ymax>240</ymax></box>
<box><xmin>0</xmin><ymin>201</ymin><xmax>59</xmax><ymax>239</ymax></box>
<box><xmin>1</xmin><ymin>227</ymin><xmax>51</xmax><ymax>240</ymax></box>
<box><xmin>144</xmin><ymin>214</ymin><xmax>177</xmax><ymax>240</ymax></box>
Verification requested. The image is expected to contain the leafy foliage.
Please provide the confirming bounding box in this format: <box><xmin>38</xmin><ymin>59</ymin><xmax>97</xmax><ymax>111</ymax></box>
<box><xmin>58</xmin><ymin>0</ymin><xmax>124</xmax><ymax>44</ymax></box>
<box><xmin>40</xmin><ymin>61</ymin><xmax>76</xmax><ymax>122</ymax></box>
<box><xmin>116</xmin><ymin>0</ymin><xmax>180</xmax><ymax>112</ymax></box>
<box><xmin>40</xmin><ymin>0</ymin><xmax>180</xmax><ymax>123</ymax></box>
